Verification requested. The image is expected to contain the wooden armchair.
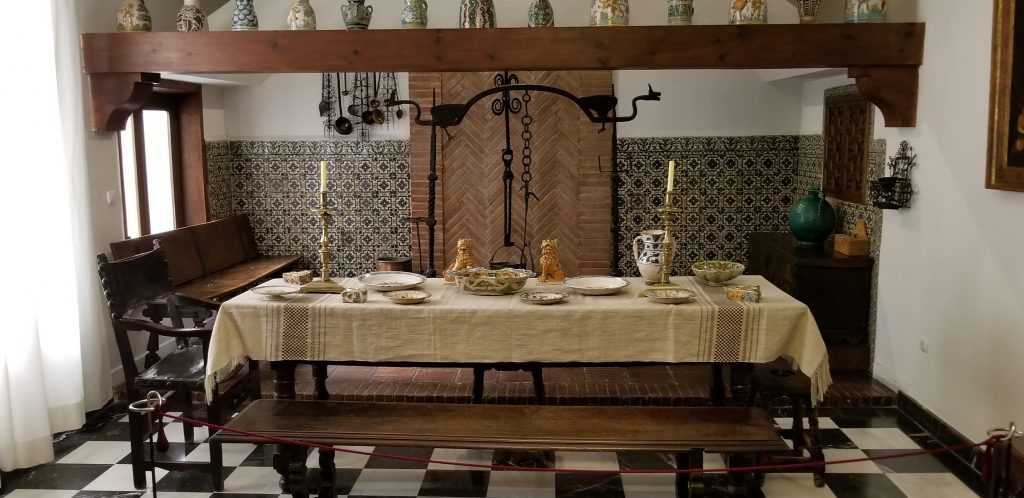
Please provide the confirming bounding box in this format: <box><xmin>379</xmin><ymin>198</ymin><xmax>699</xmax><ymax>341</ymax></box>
<box><xmin>97</xmin><ymin>241</ymin><xmax>259</xmax><ymax>491</ymax></box>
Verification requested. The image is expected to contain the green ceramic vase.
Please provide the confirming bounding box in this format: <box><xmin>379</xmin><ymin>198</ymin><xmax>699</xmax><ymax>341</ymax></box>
<box><xmin>789</xmin><ymin>188</ymin><xmax>836</xmax><ymax>247</ymax></box>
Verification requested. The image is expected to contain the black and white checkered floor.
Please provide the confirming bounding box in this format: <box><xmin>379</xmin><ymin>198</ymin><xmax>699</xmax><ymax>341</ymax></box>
<box><xmin>0</xmin><ymin>408</ymin><xmax>979</xmax><ymax>498</ymax></box>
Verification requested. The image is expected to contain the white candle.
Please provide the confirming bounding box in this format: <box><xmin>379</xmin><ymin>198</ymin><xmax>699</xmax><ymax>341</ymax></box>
<box><xmin>666</xmin><ymin>160</ymin><xmax>676</xmax><ymax>193</ymax></box>
<box><xmin>320</xmin><ymin>161</ymin><xmax>328</xmax><ymax>192</ymax></box>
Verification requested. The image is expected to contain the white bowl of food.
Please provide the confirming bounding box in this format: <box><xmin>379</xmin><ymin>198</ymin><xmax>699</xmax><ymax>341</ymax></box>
<box><xmin>358</xmin><ymin>271</ymin><xmax>426</xmax><ymax>292</ymax></box>
<box><xmin>564</xmin><ymin>276</ymin><xmax>630</xmax><ymax>296</ymax></box>
<box><xmin>251</xmin><ymin>285</ymin><xmax>299</xmax><ymax>300</ymax></box>
<box><xmin>385</xmin><ymin>290</ymin><xmax>431</xmax><ymax>305</ymax></box>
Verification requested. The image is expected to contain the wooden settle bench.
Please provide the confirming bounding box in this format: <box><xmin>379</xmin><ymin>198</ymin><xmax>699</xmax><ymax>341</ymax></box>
<box><xmin>211</xmin><ymin>400</ymin><xmax>788</xmax><ymax>498</ymax></box>
<box><xmin>110</xmin><ymin>215</ymin><xmax>300</xmax><ymax>302</ymax></box>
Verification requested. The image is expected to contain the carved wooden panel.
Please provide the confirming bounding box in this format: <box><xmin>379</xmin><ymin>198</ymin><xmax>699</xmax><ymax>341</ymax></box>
<box><xmin>823</xmin><ymin>85</ymin><xmax>874</xmax><ymax>203</ymax></box>
<box><xmin>409</xmin><ymin>71</ymin><xmax>613</xmax><ymax>276</ymax></box>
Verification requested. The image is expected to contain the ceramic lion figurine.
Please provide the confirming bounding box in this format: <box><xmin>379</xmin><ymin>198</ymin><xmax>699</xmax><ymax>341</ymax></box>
<box><xmin>538</xmin><ymin>239</ymin><xmax>566</xmax><ymax>284</ymax></box>
<box><xmin>445</xmin><ymin>239</ymin><xmax>476</xmax><ymax>283</ymax></box>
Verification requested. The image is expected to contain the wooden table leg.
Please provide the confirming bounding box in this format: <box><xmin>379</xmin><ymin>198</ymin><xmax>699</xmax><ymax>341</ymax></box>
<box><xmin>313</xmin><ymin>364</ymin><xmax>330</xmax><ymax>401</ymax></box>
<box><xmin>710</xmin><ymin>365</ymin><xmax>726</xmax><ymax>406</ymax></box>
<box><xmin>271</xmin><ymin>362</ymin><xmax>307</xmax><ymax>496</ymax></box>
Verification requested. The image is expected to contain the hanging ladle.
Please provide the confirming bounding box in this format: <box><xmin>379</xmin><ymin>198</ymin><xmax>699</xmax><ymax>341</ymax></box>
<box><xmin>334</xmin><ymin>73</ymin><xmax>354</xmax><ymax>135</ymax></box>
<box><xmin>318</xmin><ymin>73</ymin><xmax>332</xmax><ymax>117</ymax></box>
<box><xmin>369</xmin><ymin>72</ymin><xmax>381</xmax><ymax>109</ymax></box>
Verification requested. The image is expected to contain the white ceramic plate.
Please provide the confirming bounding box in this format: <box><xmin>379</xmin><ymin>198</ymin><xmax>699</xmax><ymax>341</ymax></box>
<box><xmin>358</xmin><ymin>271</ymin><xmax>426</xmax><ymax>292</ymax></box>
<box><xmin>564</xmin><ymin>276</ymin><xmax>630</xmax><ymax>296</ymax></box>
<box><xmin>384</xmin><ymin>290</ymin><xmax>431</xmax><ymax>305</ymax></box>
<box><xmin>251</xmin><ymin>285</ymin><xmax>299</xmax><ymax>300</ymax></box>
<box><xmin>520</xmin><ymin>291</ymin><xmax>569</xmax><ymax>306</ymax></box>
<box><xmin>646</xmin><ymin>289</ymin><xmax>697</xmax><ymax>305</ymax></box>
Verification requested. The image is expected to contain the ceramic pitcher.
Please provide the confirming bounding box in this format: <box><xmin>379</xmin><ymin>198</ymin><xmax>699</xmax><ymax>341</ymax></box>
<box><xmin>633</xmin><ymin>229</ymin><xmax>673</xmax><ymax>284</ymax></box>
<box><xmin>729</xmin><ymin>0</ymin><xmax>767</xmax><ymax>25</ymax></box>
<box><xmin>287</xmin><ymin>0</ymin><xmax>317</xmax><ymax>30</ymax></box>
<box><xmin>116</xmin><ymin>0</ymin><xmax>152</xmax><ymax>32</ymax></box>
<box><xmin>401</xmin><ymin>0</ymin><xmax>428</xmax><ymax>29</ymax></box>
<box><xmin>591</xmin><ymin>0</ymin><xmax>629</xmax><ymax>26</ymax></box>
<box><xmin>231</xmin><ymin>0</ymin><xmax>259</xmax><ymax>31</ymax></box>
<box><xmin>667</xmin><ymin>0</ymin><xmax>693</xmax><ymax>26</ymax></box>
<box><xmin>341</xmin><ymin>0</ymin><xmax>374</xmax><ymax>30</ymax></box>
<box><xmin>176</xmin><ymin>0</ymin><xmax>205</xmax><ymax>32</ymax></box>
<box><xmin>528</xmin><ymin>0</ymin><xmax>555</xmax><ymax>28</ymax></box>
<box><xmin>845</xmin><ymin>0</ymin><xmax>887</xmax><ymax>23</ymax></box>
<box><xmin>459</xmin><ymin>0</ymin><xmax>496</xmax><ymax>28</ymax></box>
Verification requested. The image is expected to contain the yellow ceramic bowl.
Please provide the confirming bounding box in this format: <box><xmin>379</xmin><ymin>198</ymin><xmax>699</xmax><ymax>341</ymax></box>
<box><xmin>691</xmin><ymin>260</ymin><xmax>745</xmax><ymax>286</ymax></box>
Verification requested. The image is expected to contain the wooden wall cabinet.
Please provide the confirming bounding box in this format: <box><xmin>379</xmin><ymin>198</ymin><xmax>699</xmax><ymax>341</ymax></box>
<box><xmin>747</xmin><ymin>232</ymin><xmax>874</xmax><ymax>372</ymax></box>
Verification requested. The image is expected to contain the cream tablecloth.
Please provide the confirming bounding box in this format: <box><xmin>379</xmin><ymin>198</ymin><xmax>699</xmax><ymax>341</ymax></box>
<box><xmin>206</xmin><ymin>276</ymin><xmax>831</xmax><ymax>403</ymax></box>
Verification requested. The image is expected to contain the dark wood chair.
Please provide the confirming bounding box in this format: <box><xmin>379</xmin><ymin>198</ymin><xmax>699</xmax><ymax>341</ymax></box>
<box><xmin>747</xmin><ymin>359</ymin><xmax>826</xmax><ymax>487</ymax></box>
<box><xmin>97</xmin><ymin>242</ymin><xmax>259</xmax><ymax>491</ymax></box>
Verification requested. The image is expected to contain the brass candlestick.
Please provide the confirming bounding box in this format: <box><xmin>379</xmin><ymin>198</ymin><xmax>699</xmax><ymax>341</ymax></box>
<box><xmin>300</xmin><ymin>191</ymin><xmax>344</xmax><ymax>294</ymax></box>
<box><xmin>640</xmin><ymin>190</ymin><xmax>684</xmax><ymax>296</ymax></box>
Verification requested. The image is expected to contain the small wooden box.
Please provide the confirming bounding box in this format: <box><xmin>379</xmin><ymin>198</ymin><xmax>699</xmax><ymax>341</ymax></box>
<box><xmin>834</xmin><ymin>235</ymin><xmax>870</xmax><ymax>256</ymax></box>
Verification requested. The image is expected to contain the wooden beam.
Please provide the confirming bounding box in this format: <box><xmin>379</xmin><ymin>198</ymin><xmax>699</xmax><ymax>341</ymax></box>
<box><xmin>81</xmin><ymin>24</ymin><xmax>925</xmax><ymax>74</ymax></box>
<box><xmin>88</xmin><ymin>73</ymin><xmax>159</xmax><ymax>132</ymax></box>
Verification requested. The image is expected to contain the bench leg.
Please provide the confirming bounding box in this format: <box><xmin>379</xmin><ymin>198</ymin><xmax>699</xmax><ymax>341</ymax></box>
<box><xmin>271</xmin><ymin>363</ymin><xmax>307</xmax><ymax>496</ymax></box>
<box><xmin>319</xmin><ymin>449</ymin><xmax>337</xmax><ymax>498</ymax></box>
<box><xmin>530</xmin><ymin>368</ymin><xmax>546</xmax><ymax>404</ymax></box>
<box><xmin>128</xmin><ymin>411</ymin><xmax>148</xmax><ymax>490</ymax></box>
<box><xmin>676</xmin><ymin>449</ymin><xmax>705</xmax><ymax>498</ymax></box>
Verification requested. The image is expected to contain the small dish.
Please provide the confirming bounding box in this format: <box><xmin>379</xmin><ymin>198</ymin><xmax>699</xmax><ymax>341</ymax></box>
<box><xmin>358</xmin><ymin>271</ymin><xmax>426</xmax><ymax>292</ymax></box>
<box><xmin>520</xmin><ymin>291</ymin><xmax>569</xmax><ymax>306</ymax></box>
<box><xmin>451</xmin><ymin>267</ymin><xmax>535</xmax><ymax>296</ymax></box>
<box><xmin>384</xmin><ymin>290</ymin><xmax>431</xmax><ymax>305</ymax></box>
<box><xmin>646</xmin><ymin>289</ymin><xmax>697</xmax><ymax>305</ymax></box>
<box><xmin>564</xmin><ymin>276</ymin><xmax>630</xmax><ymax>296</ymax></box>
<box><xmin>251</xmin><ymin>285</ymin><xmax>299</xmax><ymax>300</ymax></box>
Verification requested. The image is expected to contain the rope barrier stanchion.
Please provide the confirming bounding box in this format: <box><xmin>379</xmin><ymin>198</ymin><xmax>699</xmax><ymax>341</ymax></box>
<box><xmin>129</xmin><ymin>391</ymin><xmax>167</xmax><ymax>498</ymax></box>
<box><xmin>148</xmin><ymin>409</ymin><xmax>1007</xmax><ymax>477</ymax></box>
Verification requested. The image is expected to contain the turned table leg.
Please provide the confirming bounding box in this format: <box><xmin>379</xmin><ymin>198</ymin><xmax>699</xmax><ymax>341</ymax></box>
<box><xmin>318</xmin><ymin>449</ymin><xmax>337</xmax><ymax>498</ymax></box>
<box><xmin>313</xmin><ymin>364</ymin><xmax>330</xmax><ymax>401</ymax></box>
<box><xmin>271</xmin><ymin>362</ymin><xmax>308</xmax><ymax>496</ymax></box>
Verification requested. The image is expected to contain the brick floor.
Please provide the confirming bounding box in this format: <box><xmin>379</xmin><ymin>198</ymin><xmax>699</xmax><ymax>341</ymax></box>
<box><xmin>259</xmin><ymin>364</ymin><xmax>896</xmax><ymax>408</ymax></box>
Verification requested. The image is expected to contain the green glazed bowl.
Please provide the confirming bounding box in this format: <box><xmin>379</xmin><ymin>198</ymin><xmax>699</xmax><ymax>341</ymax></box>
<box><xmin>692</xmin><ymin>261</ymin><xmax>745</xmax><ymax>287</ymax></box>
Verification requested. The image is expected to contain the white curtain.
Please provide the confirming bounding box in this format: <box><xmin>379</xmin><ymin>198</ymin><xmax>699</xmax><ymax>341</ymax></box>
<box><xmin>0</xmin><ymin>0</ymin><xmax>112</xmax><ymax>471</ymax></box>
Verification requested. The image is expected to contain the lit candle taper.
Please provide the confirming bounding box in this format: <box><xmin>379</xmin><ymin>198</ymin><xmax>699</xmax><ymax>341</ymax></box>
<box><xmin>320</xmin><ymin>160</ymin><xmax>328</xmax><ymax>192</ymax></box>
<box><xmin>666</xmin><ymin>160</ymin><xmax>676</xmax><ymax>193</ymax></box>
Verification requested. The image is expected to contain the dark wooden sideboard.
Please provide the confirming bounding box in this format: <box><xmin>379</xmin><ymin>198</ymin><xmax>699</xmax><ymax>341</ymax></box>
<box><xmin>747</xmin><ymin>232</ymin><xmax>874</xmax><ymax>372</ymax></box>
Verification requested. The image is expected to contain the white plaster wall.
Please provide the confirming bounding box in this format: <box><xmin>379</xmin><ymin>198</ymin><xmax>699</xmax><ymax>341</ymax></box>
<box><xmin>799</xmin><ymin>0</ymin><xmax>1024</xmax><ymax>441</ymax></box>
<box><xmin>206</xmin><ymin>0</ymin><xmax>809</xmax><ymax>140</ymax></box>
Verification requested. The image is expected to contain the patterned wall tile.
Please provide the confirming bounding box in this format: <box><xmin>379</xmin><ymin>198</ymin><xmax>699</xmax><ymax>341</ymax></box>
<box><xmin>206</xmin><ymin>141</ymin><xmax>233</xmax><ymax>221</ymax></box>
<box><xmin>615</xmin><ymin>136</ymin><xmax>799</xmax><ymax>277</ymax></box>
<box><xmin>205</xmin><ymin>139</ymin><xmax>411</xmax><ymax>277</ymax></box>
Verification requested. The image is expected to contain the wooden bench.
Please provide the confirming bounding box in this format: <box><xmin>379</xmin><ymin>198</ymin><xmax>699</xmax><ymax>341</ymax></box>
<box><xmin>212</xmin><ymin>400</ymin><xmax>788</xmax><ymax>498</ymax></box>
<box><xmin>110</xmin><ymin>215</ymin><xmax>300</xmax><ymax>302</ymax></box>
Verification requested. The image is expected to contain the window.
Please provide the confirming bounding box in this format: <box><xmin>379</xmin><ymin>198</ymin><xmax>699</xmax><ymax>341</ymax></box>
<box><xmin>117</xmin><ymin>101</ymin><xmax>183</xmax><ymax>238</ymax></box>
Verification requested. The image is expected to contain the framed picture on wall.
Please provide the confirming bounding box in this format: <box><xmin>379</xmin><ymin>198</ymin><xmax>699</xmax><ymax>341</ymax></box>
<box><xmin>988</xmin><ymin>0</ymin><xmax>1024</xmax><ymax>191</ymax></box>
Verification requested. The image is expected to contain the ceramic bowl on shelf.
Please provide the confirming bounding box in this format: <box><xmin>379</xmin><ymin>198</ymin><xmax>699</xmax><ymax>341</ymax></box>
<box><xmin>520</xmin><ymin>291</ymin><xmax>569</xmax><ymax>306</ymax></box>
<box><xmin>646</xmin><ymin>288</ymin><xmax>696</xmax><ymax>305</ymax></box>
<box><xmin>564</xmin><ymin>276</ymin><xmax>630</xmax><ymax>296</ymax></box>
<box><xmin>452</xmin><ymin>267</ymin><xmax>534</xmax><ymax>296</ymax></box>
<box><xmin>358</xmin><ymin>271</ymin><xmax>426</xmax><ymax>292</ymax></box>
<box><xmin>691</xmin><ymin>261</ymin><xmax>745</xmax><ymax>286</ymax></box>
<box><xmin>251</xmin><ymin>285</ymin><xmax>299</xmax><ymax>300</ymax></box>
<box><xmin>385</xmin><ymin>290</ymin><xmax>431</xmax><ymax>305</ymax></box>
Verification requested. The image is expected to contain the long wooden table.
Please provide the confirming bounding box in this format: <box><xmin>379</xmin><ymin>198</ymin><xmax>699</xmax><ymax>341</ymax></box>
<box><xmin>207</xmin><ymin>275</ymin><xmax>831</xmax><ymax>403</ymax></box>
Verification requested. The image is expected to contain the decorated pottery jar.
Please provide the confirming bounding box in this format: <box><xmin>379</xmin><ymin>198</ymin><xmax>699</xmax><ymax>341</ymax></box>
<box><xmin>401</xmin><ymin>0</ymin><xmax>428</xmax><ymax>29</ymax></box>
<box><xmin>667</xmin><ymin>0</ymin><xmax>694</xmax><ymax>26</ymax></box>
<box><xmin>789</xmin><ymin>188</ymin><xmax>837</xmax><ymax>247</ymax></box>
<box><xmin>341</xmin><ymin>0</ymin><xmax>374</xmax><ymax>30</ymax></box>
<box><xmin>176</xmin><ymin>0</ymin><xmax>205</xmax><ymax>32</ymax></box>
<box><xmin>789</xmin><ymin>0</ymin><xmax>823</xmax><ymax>23</ymax></box>
<box><xmin>729</xmin><ymin>0</ymin><xmax>767</xmax><ymax>25</ymax></box>
<box><xmin>528</xmin><ymin>0</ymin><xmax>555</xmax><ymax>28</ymax></box>
<box><xmin>633</xmin><ymin>229</ymin><xmax>674</xmax><ymax>284</ymax></box>
<box><xmin>116</xmin><ymin>0</ymin><xmax>152</xmax><ymax>32</ymax></box>
<box><xmin>591</xmin><ymin>0</ymin><xmax>629</xmax><ymax>26</ymax></box>
<box><xmin>287</xmin><ymin>0</ymin><xmax>317</xmax><ymax>30</ymax></box>
<box><xmin>459</xmin><ymin>0</ymin><xmax>496</xmax><ymax>28</ymax></box>
<box><xmin>845</xmin><ymin>0</ymin><xmax>887</xmax><ymax>23</ymax></box>
<box><xmin>231</xmin><ymin>0</ymin><xmax>259</xmax><ymax>31</ymax></box>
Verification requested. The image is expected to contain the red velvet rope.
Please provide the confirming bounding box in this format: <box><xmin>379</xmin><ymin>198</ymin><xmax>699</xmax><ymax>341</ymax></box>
<box><xmin>155</xmin><ymin>410</ymin><xmax>1003</xmax><ymax>475</ymax></box>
